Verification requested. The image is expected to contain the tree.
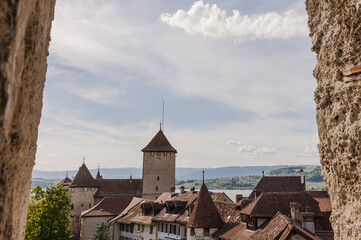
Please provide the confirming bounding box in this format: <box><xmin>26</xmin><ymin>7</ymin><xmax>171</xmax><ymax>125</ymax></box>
<box><xmin>91</xmin><ymin>222</ymin><xmax>110</xmax><ymax>240</ymax></box>
<box><xmin>25</xmin><ymin>185</ymin><xmax>73</xmax><ymax>240</ymax></box>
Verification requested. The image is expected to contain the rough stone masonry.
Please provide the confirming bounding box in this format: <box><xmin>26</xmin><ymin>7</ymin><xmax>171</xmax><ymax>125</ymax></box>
<box><xmin>0</xmin><ymin>0</ymin><xmax>55</xmax><ymax>239</ymax></box>
<box><xmin>306</xmin><ymin>0</ymin><xmax>361</xmax><ymax>239</ymax></box>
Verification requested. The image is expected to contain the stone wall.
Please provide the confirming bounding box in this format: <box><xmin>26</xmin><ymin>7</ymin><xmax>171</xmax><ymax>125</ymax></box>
<box><xmin>142</xmin><ymin>152</ymin><xmax>176</xmax><ymax>200</ymax></box>
<box><xmin>305</xmin><ymin>1</ymin><xmax>361</xmax><ymax>239</ymax></box>
<box><xmin>0</xmin><ymin>0</ymin><xmax>55</xmax><ymax>239</ymax></box>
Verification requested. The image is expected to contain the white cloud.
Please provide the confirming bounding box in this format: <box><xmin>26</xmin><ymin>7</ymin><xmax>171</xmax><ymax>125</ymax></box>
<box><xmin>238</xmin><ymin>144</ymin><xmax>275</xmax><ymax>158</ymax></box>
<box><xmin>160</xmin><ymin>0</ymin><xmax>308</xmax><ymax>40</ymax></box>
<box><xmin>227</xmin><ymin>140</ymin><xmax>243</xmax><ymax>146</ymax></box>
<box><xmin>304</xmin><ymin>133</ymin><xmax>319</xmax><ymax>153</ymax></box>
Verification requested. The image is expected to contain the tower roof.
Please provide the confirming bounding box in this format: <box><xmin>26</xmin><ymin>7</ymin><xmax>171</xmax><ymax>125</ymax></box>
<box><xmin>58</xmin><ymin>176</ymin><xmax>72</xmax><ymax>186</ymax></box>
<box><xmin>69</xmin><ymin>163</ymin><xmax>97</xmax><ymax>187</ymax></box>
<box><xmin>96</xmin><ymin>168</ymin><xmax>102</xmax><ymax>180</ymax></box>
<box><xmin>142</xmin><ymin>130</ymin><xmax>177</xmax><ymax>153</ymax></box>
<box><xmin>187</xmin><ymin>184</ymin><xmax>224</xmax><ymax>228</ymax></box>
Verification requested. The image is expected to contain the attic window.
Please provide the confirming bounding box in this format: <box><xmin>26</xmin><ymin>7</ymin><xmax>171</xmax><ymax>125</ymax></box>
<box><xmin>157</xmin><ymin>152</ymin><xmax>161</xmax><ymax>156</ymax></box>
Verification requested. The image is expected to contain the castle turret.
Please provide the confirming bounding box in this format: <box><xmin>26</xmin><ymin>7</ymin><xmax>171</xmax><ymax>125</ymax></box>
<box><xmin>142</xmin><ymin>129</ymin><xmax>177</xmax><ymax>200</ymax></box>
<box><xmin>187</xmin><ymin>184</ymin><xmax>224</xmax><ymax>240</ymax></box>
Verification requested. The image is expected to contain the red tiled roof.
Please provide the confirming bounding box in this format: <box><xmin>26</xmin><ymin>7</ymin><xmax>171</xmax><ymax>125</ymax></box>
<box><xmin>58</xmin><ymin>177</ymin><xmax>72</xmax><ymax>186</ymax></box>
<box><xmin>142</xmin><ymin>130</ymin><xmax>177</xmax><ymax>152</ymax></box>
<box><xmin>70</xmin><ymin>163</ymin><xmax>97</xmax><ymax>187</ymax></box>
<box><xmin>240</xmin><ymin>192</ymin><xmax>322</xmax><ymax>218</ymax></box>
<box><xmin>109</xmin><ymin>197</ymin><xmax>143</xmax><ymax>223</ymax></box>
<box><xmin>213</xmin><ymin>222</ymin><xmax>254</xmax><ymax>240</ymax></box>
<box><xmin>307</xmin><ymin>191</ymin><xmax>332</xmax><ymax>212</ymax></box>
<box><xmin>251</xmin><ymin>212</ymin><xmax>322</xmax><ymax>240</ymax></box>
<box><xmin>82</xmin><ymin>196</ymin><xmax>133</xmax><ymax>217</ymax></box>
<box><xmin>214</xmin><ymin>201</ymin><xmax>241</xmax><ymax>223</ymax></box>
<box><xmin>187</xmin><ymin>184</ymin><xmax>224</xmax><ymax>228</ymax></box>
<box><xmin>249</xmin><ymin>176</ymin><xmax>305</xmax><ymax>199</ymax></box>
<box><xmin>94</xmin><ymin>179</ymin><xmax>142</xmax><ymax>198</ymax></box>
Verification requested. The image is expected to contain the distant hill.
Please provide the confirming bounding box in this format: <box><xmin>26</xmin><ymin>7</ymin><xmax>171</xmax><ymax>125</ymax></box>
<box><xmin>32</xmin><ymin>165</ymin><xmax>319</xmax><ymax>180</ymax></box>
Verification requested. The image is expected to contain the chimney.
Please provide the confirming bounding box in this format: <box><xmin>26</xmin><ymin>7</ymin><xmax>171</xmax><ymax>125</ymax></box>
<box><xmin>180</xmin><ymin>186</ymin><xmax>185</xmax><ymax>193</ymax></box>
<box><xmin>190</xmin><ymin>187</ymin><xmax>195</xmax><ymax>193</ymax></box>
<box><xmin>236</xmin><ymin>194</ymin><xmax>243</xmax><ymax>202</ymax></box>
<box><xmin>300</xmin><ymin>169</ymin><xmax>305</xmax><ymax>184</ymax></box>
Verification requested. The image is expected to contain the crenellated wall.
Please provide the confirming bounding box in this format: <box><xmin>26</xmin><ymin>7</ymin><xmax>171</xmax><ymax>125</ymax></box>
<box><xmin>0</xmin><ymin>0</ymin><xmax>55</xmax><ymax>239</ymax></box>
<box><xmin>305</xmin><ymin>1</ymin><xmax>361</xmax><ymax>239</ymax></box>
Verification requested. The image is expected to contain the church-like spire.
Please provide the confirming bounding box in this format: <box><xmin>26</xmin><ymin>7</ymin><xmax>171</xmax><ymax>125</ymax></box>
<box><xmin>187</xmin><ymin>184</ymin><xmax>224</xmax><ymax>228</ymax></box>
<box><xmin>96</xmin><ymin>163</ymin><xmax>102</xmax><ymax>180</ymax></box>
<box><xmin>141</xmin><ymin>129</ymin><xmax>177</xmax><ymax>153</ymax></box>
<box><xmin>69</xmin><ymin>162</ymin><xmax>97</xmax><ymax>187</ymax></box>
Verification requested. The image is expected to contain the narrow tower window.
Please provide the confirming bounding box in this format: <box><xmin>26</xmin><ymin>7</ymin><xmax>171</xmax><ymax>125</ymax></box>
<box><xmin>157</xmin><ymin>176</ymin><xmax>159</xmax><ymax>181</ymax></box>
<box><xmin>156</xmin><ymin>186</ymin><xmax>158</xmax><ymax>191</ymax></box>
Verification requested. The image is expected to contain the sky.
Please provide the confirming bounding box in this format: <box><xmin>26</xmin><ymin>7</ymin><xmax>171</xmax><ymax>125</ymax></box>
<box><xmin>35</xmin><ymin>0</ymin><xmax>320</xmax><ymax>171</ymax></box>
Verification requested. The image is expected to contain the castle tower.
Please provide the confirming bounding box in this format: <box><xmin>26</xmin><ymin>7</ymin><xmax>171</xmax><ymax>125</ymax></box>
<box><xmin>142</xmin><ymin>129</ymin><xmax>177</xmax><ymax>200</ymax></box>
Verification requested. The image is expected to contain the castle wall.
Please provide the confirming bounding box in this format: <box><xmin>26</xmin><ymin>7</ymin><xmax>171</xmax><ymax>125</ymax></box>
<box><xmin>80</xmin><ymin>216</ymin><xmax>110</xmax><ymax>240</ymax></box>
<box><xmin>305</xmin><ymin>1</ymin><xmax>361</xmax><ymax>239</ymax></box>
<box><xmin>0</xmin><ymin>1</ymin><xmax>55</xmax><ymax>239</ymax></box>
<box><xmin>142</xmin><ymin>152</ymin><xmax>176</xmax><ymax>200</ymax></box>
<box><xmin>68</xmin><ymin>187</ymin><xmax>98</xmax><ymax>240</ymax></box>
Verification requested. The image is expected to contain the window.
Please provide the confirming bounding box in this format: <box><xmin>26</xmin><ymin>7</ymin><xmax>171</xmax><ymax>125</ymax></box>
<box><xmin>204</xmin><ymin>228</ymin><xmax>210</xmax><ymax>236</ymax></box>
<box><xmin>165</xmin><ymin>224</ymin><xmax>168</xmax><ymax>233</ymax></box>
<box><xmin>158</xmin><ymin>223</ymin><xmax>160</xmax><ymax>231</ymax></box>
<box><xmin>151</xmin><ymin>152</ymin><xmax>154</xmax><ymax>156</ymax></box>
<box><xmin>157</xmin><ymin>176</ymin><xmax>159</xmax><ymax>181</ymax></box>
<box><xmin>164</xmin><ymin>152</ymin><xmax>167</xmax><ymax>156</ymax></box>
<box><xmin>75</xmin><ymin>216</ymin><xmax>80</xmax><ymax>223</ymax></box>
<box><xmin>177</xmin><ymin>226</ymin><xmax>180</xmax><ymax>236</ymax></box>
<box><xmin>71</xmin><ymin>204</ymin><xmax>74</xmax><ymax>210</ymax></box>
<box><xmin>157</xmin><ymin>152</ymin><xmax>161</xmax><ymax>156</ymax></box>
<box><xmin>161</xmin><ymin>223</ymin><xmax>164</xmax><ymax>232</ymax></box>
<box><xmin>84</xmin><ymin>187</ymin><xmax>87</xmax><ymax>192</ymax></box>
<box><xmin>150</xmin><ymin>225</ymin><xmax>153</xmax><ymax>234</ymax></box>
<box><xmin>142</xmin><ymin>225</ymin><xmax>144</xmax><ymax>232</ymax></box>
<box><xmin>71</xmin><ymin>188</ymin><xmax>75</xmax><ymax>192</ymax></box>
<box><xmin>89</xmin><ymin>203</ymin><xmax>91</xmax><ymax>208</ymax></box>
<box><xmin>156</xmin><ymin>186</ymin><xmax>158</xmax><ymax>191</ymax></box>
<box><xmin>138</xmin><ymin>224</ymin><xmax>140</xmax><ymax>231</ymax></box>
<box><xmin>190</xmin><ymin>228</ymin><xmax>195</xmax><ymax>236</ymax></box>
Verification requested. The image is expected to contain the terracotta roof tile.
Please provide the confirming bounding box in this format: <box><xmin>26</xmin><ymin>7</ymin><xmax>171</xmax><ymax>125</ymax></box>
<box><xmin>240</xmin><ymin>192</ymin><xmax>322</xmax><ymax>218</ymax></box>
<box><xmin>214</xmin><ymin>201</ymin><xmax>241</xmax><ymax>223</ymax></box>
<box><xmin>94</xmin><ymin>179</ymin><xmax>142</xmax><ymax>198</ymax></box>
<box><xmin>82</xmin><ymin>196</ymin><xmax>133</xmax><ymax>217</ymax></box>
<box><xmin>142</xmin><ymin>130</ymin><xmax>177</xmax><ymax>152</ymax></box>
<box><xmin>251</xmin><ymin>212</ymin><xmax>322</xmax><ymax>240</ymax></box>
<box><xmin>69</xmin><ymin>163</ymin><xmax>97</xmax><ymax>187</ymax></box>
<box><xmin>249</xmin><ymin>176</ymin><xmax>305</xmax><ymax>199</ymax></box>
<box><xmin>213</xmin><ymin>223</ymin><xmax>255</xmax><ymax>240</ymax></box>
<box><xmin>109</xmin><ymin>197</ymin><xmax>143</xmax><ymax>223</ymax></box>
<box><xmin>187</xmin><ymin>184</ymin><xmax>224</xmax><ymax>228</ymax></box>
<box><xmin>58</xmin><ymin>177</ymin><xmax>72</xmax><ymax>186</ymax></box>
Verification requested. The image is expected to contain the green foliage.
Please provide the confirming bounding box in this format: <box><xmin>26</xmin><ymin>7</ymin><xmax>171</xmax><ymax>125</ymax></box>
<box><xmin>307</xmin><ymin>166</ymin><xmax>323</xmax><ymax>182</ymax></box>
<box><xmin>25</xmin><ymin>185</ymin><xmax>73</xmax><ymax>240</ymax></box>
<box><xmin>91</xmin><ymin>222</ymin><xmax>110</xmax><ymax>240</ymax></box>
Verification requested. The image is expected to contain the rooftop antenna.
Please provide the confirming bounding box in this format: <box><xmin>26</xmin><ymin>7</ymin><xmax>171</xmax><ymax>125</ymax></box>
<box><xmin>162</xmin><ymin>100</ymin><xmax>165</xmax><ymax>131</ymax></box>
<box><xmin>66</xmin><ymin>171</ymin><xmax>68</xmax><ymax>178</ymax></box>
<box><xmin>98</xmin><ymin>162</ymin><xmax>100</xmax><ymax>171</ymax></box>
<box><xmin>83</xmin><ymin>156</ymin><xmax>85</xmax><ymax>164</ymax></box>
<box><xmin>202</xmin><ymin>168</ymin><xmax>205</xmax><ymax>184</ymax></box>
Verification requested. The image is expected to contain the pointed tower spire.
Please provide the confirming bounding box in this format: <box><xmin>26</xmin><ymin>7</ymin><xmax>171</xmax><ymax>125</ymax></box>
<box><xmin>187</xmin><ymin>184</ymin><xmax>224</xmax><ymax>228</ymax></box>
<box><xmin>96</xmin><ymin>163</ymin><xmax>102</xmax><ymax>180</ymax></box>
<box><xmin>66</xmin><ymin>171</ymin><xmax>68</xmax><ymax>178</ymax></box>
<box><xmin>70</xmin><ymin>161</ymin><xmax>97</xmax><ymax>187</ymax></box>
<box><xmin>202</xmin><ymin>169</ymin><xmax>205</xmax><ymax>184</ymax></box>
